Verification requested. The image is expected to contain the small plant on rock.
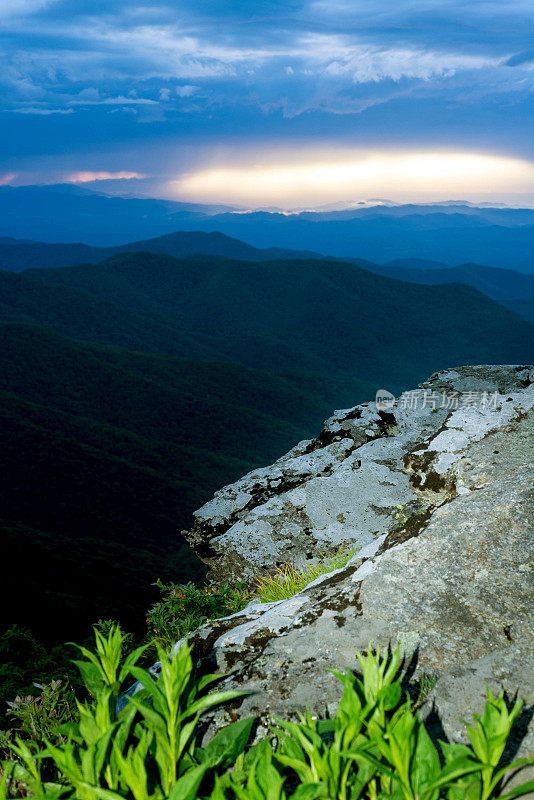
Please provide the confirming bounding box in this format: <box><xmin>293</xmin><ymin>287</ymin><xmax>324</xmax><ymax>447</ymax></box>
<box><xmin>254</xmin><ymin>544</ymin><xmax>360</xmax><ymax>603</ymax></box>
<box><xmin>409</xmin><ymin>672</ymin><xmax>440</xmax><ymax>711</ymax></box>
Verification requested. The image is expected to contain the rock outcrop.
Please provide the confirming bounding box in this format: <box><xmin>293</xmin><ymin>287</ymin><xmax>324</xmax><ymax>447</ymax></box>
<box><xmin>138</xmin><ymin>366</ymin><xmax>534</xmax><ymax>786</ymax></box>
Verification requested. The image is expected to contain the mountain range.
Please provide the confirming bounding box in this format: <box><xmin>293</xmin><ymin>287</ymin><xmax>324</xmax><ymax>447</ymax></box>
<box><xmin>1</xmin><ymin>228</ymin><xmax>533</xmax><ymax>321</ymax></box>
<box><xmin>0</xmin><ymin>230</ymin><xmax>318</xmax><ymax>272</ymax></box>
<box><xmin>1</xmin><ymin>185</ymin><xmax>534</xmax><ymax>271</ymax></box>
<box><xmin>17</xmin><ymin>251</ymin><xmax>533</xmax><ymax>381</ymax></box>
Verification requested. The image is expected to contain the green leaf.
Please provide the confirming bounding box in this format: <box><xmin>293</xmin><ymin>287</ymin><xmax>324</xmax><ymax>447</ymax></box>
<box><xmin>73</xmin><ymin>659</ymin><xmax>104</xmax><ymax>693</ymax></box>
<box><xmin>377</xmin><ymin>681</ymin><xmax>402</xmax><ymax>711</ymax></box>
<box><xmin>184</xmin><ymin>689</ymin><xmax>249</xmax><ymax>719</ymax></box>
<box><xmin>410</xmin><ymin>721</ymin><xmax>441</xmax><ymax>799</ymax></box>
<box><xmin>119</xmin><ymin>644</ymin><xmax>149</xmax><ymax>683</ymax></box>
<box><xmin>127</xmin><ymin>696</ymin><xmax>168</xmax><ymax>739</ymax></box>
<box><xmin>167</xmin><ymin>764</ymin><xmax>209</xmax><ymax>800</ymax></box>
<box><xmin>201</xmin><ymin>717</ymin><xmax>254</xmax><ymax>769</ymax></box>
<box><xmin>129</xmin><ymin>666</ymin><xmax>166</xmax><ymax>707</ymax></box>
<box><xmin>55</xmin><ymin>720</ymin><xmax>82</xmax><ymax>741</ymax></box>
<box><xmin>429</xmin><ymin>756</ymin><xmax>485</xmax><ymax>790</ymax></box>
<box><xmin>78</xmin><ymin>783</ymin><xmax>124</xmax><ymax>800</ymax></box>
<box><xmin>291</xmin><ymin>783</ymin><xmax>330</xmax><ymax>799</ymax></box>
<box><xmin>244</xmin><ymin>738</ymin><xmax>274</xmax><ymax>770</ymax></box>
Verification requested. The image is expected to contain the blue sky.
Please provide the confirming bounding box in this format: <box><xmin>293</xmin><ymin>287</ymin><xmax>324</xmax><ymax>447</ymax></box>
<box><xmin>1</xmin><ymin>0</ymin><xmax>534</xmax><ymax>205</ymax></box>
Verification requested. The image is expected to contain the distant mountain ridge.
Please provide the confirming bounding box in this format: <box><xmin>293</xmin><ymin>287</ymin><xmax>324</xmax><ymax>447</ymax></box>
<box><xmin>0</xmin><ymin>230</ymin><xmax>320</xmax><ymax>272</ymax></box>
<box><xmin>361</xmin><ymin>261</ymin><xmax>534</xmax><ymax>322</ymax></box>
<box><xmin>1</xmin><ymin>184</ymin><xmax>534</xmax><ymax>270</ymax></box>
<box><xmin>181</xmin><ymin>210</ymin><xmax>534</xmax><ymax>272</ymax></box>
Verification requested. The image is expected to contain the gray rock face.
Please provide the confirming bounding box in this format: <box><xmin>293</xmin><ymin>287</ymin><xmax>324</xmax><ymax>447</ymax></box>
<box><xmin>186</xmin><ymin>365</ymin><xmax>533</xmax><ymax>579</ymax></box>
<box><xmin>158</xmin><ymin>366</ymin><xmax>534</xmax><ymax>787</ymax></box>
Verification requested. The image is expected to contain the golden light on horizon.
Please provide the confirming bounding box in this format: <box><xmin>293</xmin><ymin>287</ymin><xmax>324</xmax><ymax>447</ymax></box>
<box><xmin>68</xmin><ymin>171</ymin><xmax>145</xmax><ymax>182</ymax></box>
<box><xmin>171</xmin><ymin>151</ymin><xmax>534</xmax><ymax>207</ymax></box>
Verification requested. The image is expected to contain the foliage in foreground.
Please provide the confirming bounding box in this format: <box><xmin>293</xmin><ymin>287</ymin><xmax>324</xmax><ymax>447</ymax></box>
<box><xmin>1</xmin><ymin>625</ymin><xmax>533</xmax><ymax>799</ymax></box>
<box><xmin>1</xmin><ymin>554</ymin><xmax>349</xmax><ymax>738</ymax></box>
<box><xmin>0</xmin><ymin>626</ymin><xmax>79</xmax><ymax>731</ymax></box>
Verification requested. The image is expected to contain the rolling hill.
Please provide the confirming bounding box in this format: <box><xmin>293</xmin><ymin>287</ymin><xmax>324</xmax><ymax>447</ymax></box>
<box><xmin>359</xmin><ymin>261</ymin><xmax>534</xmax><ymax>322</ymax></box>
<box><xmin>25</xmin><ymin>251</ymin><xmax>534</xmax><ymax>386</ymax></box>
<box><xmin>1</xmin><ymin>229</ymin><xmax>532</xmax><ymax>322</ymax></box>
<box><xmin>0</xmin><ymin>268</ymin><xmax>222</xmax><ymax>359</ymax></box>
<box><xmin>0</xmin><ymin>230</ymin><xmax>324</xmax><ymax>273</ymax></box>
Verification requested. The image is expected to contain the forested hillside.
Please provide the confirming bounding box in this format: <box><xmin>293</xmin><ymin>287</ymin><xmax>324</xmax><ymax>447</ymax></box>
<box><xmin>0</xmin><ymin>321</ymin><xmax>367</xmax><ymax>638</ymax></box>
<box><xmin>27</xmin><ymin>252</ymin><xmax>534</xmax><ymax>384</ymax></box>
<box><xmin>0</xmin><ymin>230</ymin><xmax>316</xmax><ymax>272</ymax></box>
<box><xmin>3</xmin><ymin>229</ymin><xmax>533</xmax><ymax>322</ymax></box>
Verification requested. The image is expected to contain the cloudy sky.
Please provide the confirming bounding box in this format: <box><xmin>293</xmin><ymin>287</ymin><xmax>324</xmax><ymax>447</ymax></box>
<box><xmin>1</xmin><ymin>0</ymin><xmax>534</xmax><ymax>206</ymax></box>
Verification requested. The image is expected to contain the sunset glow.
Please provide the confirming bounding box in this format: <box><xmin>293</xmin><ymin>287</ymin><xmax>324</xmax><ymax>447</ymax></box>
<box><xmin>173</xmin><ymin>151</ymin><xmax>534</xmax><ymax>207</ymax></box>
<box><xmin>68</xmin><ymin>171</ymin><xmax>145</xmax><ymax>183</ymax></box>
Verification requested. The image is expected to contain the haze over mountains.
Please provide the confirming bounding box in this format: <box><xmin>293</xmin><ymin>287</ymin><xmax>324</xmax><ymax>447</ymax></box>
<box><xmin>2</xmin><ymin>184</ymin><xmax>534</xmax><ymax>271</ymax></box>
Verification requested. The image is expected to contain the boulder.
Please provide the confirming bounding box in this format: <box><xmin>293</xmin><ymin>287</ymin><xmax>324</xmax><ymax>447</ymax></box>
<box><xmin>136</xmin><ymin>366</ymin><xmax>534</xmax><ymax>790</ymax></box>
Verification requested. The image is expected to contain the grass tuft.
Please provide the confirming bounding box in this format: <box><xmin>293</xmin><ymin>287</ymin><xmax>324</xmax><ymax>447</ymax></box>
<box><xmin>253</xmin><ymin>544</ymin><xmax>360</xmax><ymax>603</ymax></box>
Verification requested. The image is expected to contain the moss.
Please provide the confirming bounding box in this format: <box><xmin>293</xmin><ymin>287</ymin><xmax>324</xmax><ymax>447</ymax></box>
<box><xmin>422</xmin><ymin>470</ymin><xmax>448</xmax><ymax>493</ymax></box>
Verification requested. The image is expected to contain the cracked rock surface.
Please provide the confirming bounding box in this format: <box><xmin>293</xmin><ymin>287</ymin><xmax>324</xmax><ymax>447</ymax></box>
<box><xmin>140</xmin><ymin>366</ymin><xmax>534</xmax><ymax>787</ymax></box>
<box><xmin>185</xmin><ymin>365</ymin><xmax>533</xmax><ymax>580</ymax></box>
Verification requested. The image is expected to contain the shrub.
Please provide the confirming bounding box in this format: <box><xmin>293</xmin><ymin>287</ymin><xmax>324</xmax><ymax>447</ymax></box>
<box><xmin>146</xmin><ymin>580</ymin><xmax>251</xmax><ymax>651</ymax></box>
<box><xmin>1</xmin><ymin>624</ymin><xmax>533</xmax><ymax>799</ymax></box>
<box><xmin>0</xmin><ymin>626</ymin><xmax>77</xmax><ymax>730</ymax></box>
<box><xmin>5</xmin><ymin>679</ymin><xmax>77</xmax><ymax>744</ymax></box>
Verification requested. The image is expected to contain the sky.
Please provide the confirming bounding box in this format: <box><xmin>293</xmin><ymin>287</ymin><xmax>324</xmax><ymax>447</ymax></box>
<box><xmin>1</xmin><ymin>0</ymin><xmax>534</xmax><ymax>207</ymax></box>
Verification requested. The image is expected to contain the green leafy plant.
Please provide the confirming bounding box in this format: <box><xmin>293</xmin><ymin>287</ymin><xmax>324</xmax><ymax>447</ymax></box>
<box><xmin>146</xmin><ymin>580</ymin><xmax>251</xmax><ymax>651</ymax></box>
<box><xmin>2</xmin><ymin>629</ymin><xmax>533</xmax><ymax>799</ymax></box>
<box><xmin>263</xmin><ymin>647</ymin><xmax>534</xmax><ymax>800</ymax></box>
<box><xmin>253</xmin><ymin>546</ymin><xmax>360</xmax><ymax>603</ymax></box>
<box><xmin>5</xmin><ymin>680</ymin><xmax>77</xmax><ymax>744</ymax></box>
<box><xmin>0</xmin><ymin>623</ymin><xmax>251</xmax><ymax>799</ymax></box>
